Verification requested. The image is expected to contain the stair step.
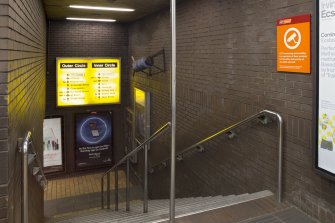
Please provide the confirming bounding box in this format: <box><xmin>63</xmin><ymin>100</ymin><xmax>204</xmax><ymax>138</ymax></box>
<box><xmin>70</xmin><ymin>195</ymin><xmax>236</xmax><ymax>223</ymax></box>
<box><xmin>50</xmin><ymin>190</ymin><xmax>273</xmax><ymax>223</ymax></box>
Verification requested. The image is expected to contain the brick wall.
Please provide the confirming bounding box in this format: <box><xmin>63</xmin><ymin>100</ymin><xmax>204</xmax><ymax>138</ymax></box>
<box><xmin>0</xmin><ymin>0</ymin><xmax>47</xmax><ymax>222</ymax></box>
<box><xmin>129</xmin><ymin>0</ymin><xmax>335</xmax><ymax>222</ymax></box>
<box><xmin>46</xmin><ymin>20</ymin><xmax>129</xmax><ymax>174</ymax></box>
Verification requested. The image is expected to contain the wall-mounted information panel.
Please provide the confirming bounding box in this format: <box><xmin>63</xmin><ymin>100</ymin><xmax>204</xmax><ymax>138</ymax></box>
<box><xmin>316</xmin><ymin>0</ymin><xmax>335</xmax><ymax>179</ymax></box>
<box><xmin>56</xmin><ymin>58</ymin><xmax>121</xmax><ymax>107</ymax></box>
<box><xmin>277</xmin><ymin>14</ymin><xmax>311</xmax><ymax>73</ymax></box>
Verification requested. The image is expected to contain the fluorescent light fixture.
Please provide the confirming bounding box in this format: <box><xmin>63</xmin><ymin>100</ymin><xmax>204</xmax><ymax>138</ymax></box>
<box><xmin>66</xmin><ymin>17</ymin><xmax>116</xmax><ymax>22</ymax></box>
<box><xmin>69</xmin><ymin>5</ymin><xmax>135</xmax><ymax>12</ymax></box>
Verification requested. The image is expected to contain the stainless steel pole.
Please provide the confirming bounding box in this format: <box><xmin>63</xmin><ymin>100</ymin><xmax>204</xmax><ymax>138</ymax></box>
<box><xmin>170</xmin><ymin>0</ymin><xmax>176</xmax><ymax>221</ymax></box>
<box><xmin>263</xmin><ymin>110</ymin><xmax>283</xmax><ymax>203</ymax></box>
<box><xmin>277</xmin><ymin>114</ymin><xmax>283</xmax><ymax>203</ymax></box>
<box><xmin>22</xmin><ymin>136</ymin><xmax>29</xmax><ymax>223</ymax></box>
<box><xmin>144</xmin><ymin>145</ymin><xmax>148</xmax><ymax>213</ymax></box>
<box><xmin>126</xmin><ymin>158</ymin><xmax>130</xmax><ymax>211</ymax></box>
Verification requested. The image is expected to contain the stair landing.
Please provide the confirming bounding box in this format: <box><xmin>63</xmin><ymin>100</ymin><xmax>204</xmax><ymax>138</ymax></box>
<box><xmin>169</xmin><ymin>197</ymin><xmax>318</xmax><ymax>223</ymax></box>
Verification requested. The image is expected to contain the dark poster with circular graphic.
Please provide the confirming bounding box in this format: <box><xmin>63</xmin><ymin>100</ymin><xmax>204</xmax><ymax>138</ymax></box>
<box><xmin>75</xmin><ymin>112</ymin><xmax>113</xmax><ymax>169</ymax></box>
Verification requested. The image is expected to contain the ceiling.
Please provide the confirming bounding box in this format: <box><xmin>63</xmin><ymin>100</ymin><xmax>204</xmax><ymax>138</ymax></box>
<box><xmin>43</xmin><ymin>0</ymin><xmax>171</xmax><ymax>22</ymax></box>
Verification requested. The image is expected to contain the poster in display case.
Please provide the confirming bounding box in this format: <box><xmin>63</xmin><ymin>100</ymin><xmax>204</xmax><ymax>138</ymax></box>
<box><xmin>75</xmin><ymin>112</ymin><xmax>113</xmax><ymax>169</ymax></box>
<box><xmin>43</xmin><ymin>116</ymin><xmax>65</xmax><ymax>174</ymax></box>
<box><xmin>315</xmin><ymin>0</ymin><xmax>335</xmax><ymax>180</ymax></box>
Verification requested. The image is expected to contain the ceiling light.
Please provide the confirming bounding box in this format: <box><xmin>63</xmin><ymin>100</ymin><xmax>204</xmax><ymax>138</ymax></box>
<box><xmin>69</xmin><ymin>5</ymin><xmax>135</xmax><ymax>12</ymax></box>
<box><xmin>66</xmin><ymin>17</ymin><xmax>116</xmax><ymax>22</ymax></box>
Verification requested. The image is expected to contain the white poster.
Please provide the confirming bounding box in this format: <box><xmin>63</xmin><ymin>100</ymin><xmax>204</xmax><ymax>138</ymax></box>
<box><xmin>43</xmin><ymin>117</ymin><xmax>63</xmax><ymax>168</ymax></box>
<box><xmin>318</xmin><ymin>0</ymin><xmax>335</xmax><ymax>174</ymax></box>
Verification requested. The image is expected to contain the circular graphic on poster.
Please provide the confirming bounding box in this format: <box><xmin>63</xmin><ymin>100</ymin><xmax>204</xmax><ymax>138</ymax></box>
<box><xmin>79</xmin><ymin>117</ymin><xmax>108</xmax><ymax>144</ymax></box>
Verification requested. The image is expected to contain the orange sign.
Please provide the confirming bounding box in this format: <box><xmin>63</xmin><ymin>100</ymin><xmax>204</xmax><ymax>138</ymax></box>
<box><xmin>277</xmin><ymin>14</ymin><xmax>311</xmax><ymax>74</ymax></box>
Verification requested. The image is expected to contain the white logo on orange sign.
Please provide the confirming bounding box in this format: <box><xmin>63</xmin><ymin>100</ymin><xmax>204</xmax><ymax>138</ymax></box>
<box><xmin>284</xmin><ymin>27</ymin><xmax>302</xmax><ymax>50</ymax></box>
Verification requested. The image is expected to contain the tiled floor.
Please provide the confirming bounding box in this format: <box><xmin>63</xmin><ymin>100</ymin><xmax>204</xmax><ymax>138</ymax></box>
<box><xmin>44</xmin><ymin>170</ymin><xmax>127</xmax><ymax>200</ymax></box>
<box><xmin>44</xmin><ymin>170</ymin><xmax>143</xmax><ymax>217</ymax></box>
<box><xmin>240</xmin><ymin>207</ymin><xmax>319</xmax><ymax>223</ymax></box>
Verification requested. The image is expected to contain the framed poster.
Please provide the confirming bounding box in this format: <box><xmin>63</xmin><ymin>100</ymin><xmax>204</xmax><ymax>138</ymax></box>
<box><xmin>75</xmin><ymin>112</ymin><xmax>113</xmax><ymax>169</ymax></box>
<box><xmin>315</xmin><ymin>0</ymin><xmax>335</xmax><ymax>179</ymax></box>
<box><xmin>43</xmin><ymin>116</ymin><xmax>65</xmax><ymax>174</ymax></box>
<box><xmin>56</xmin><ymin>57</ymin><xmax>121</xmax><ymax>107</ymax></box>
<box><xmin>132</xmin><ymin>88</ymin><xmax>151</xmax><ymax>163</ymax></box>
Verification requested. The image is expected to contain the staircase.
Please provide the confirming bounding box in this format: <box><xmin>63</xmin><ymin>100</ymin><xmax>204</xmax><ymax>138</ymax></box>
<box><xmin>48</xmin><ymin>190</ymin><xmax>273</xmax><ymax>223</ymax></box>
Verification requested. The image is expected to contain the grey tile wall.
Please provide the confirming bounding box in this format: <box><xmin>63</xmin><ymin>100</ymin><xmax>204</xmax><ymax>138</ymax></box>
<box><xmin>0</xmin><ymin>0</ymin><xmax>47</xmax><ymax>222</ymax></box>
<box><xmin>128</xmin><ymin>0</ymin><xmax>335</xmax><ymax>222</ymax></box>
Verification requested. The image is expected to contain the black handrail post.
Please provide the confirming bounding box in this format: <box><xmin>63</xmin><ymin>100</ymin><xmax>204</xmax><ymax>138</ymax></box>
<box><xmin>126</xmin><ymin>158</ymin><xmax>130</xmax><ymax>211</ymax></box>
<box><xmin>144</xmin><ymin>144</ymin><xmax>148</xmax><ymax>213</ymax></box>
<box><xmin>101</xmin><ymin>177</ymin><xmax>104</xmax><ymax>209</ymax></box>
<box><xmin>115</xmin><ymin>166</ymin><xmax>119</xmax><ymax>211</ymax></box>
<box><xmin>107</xmin><ymin>172</ymin><xmax>111</xmax><ymax>209</ymax></box>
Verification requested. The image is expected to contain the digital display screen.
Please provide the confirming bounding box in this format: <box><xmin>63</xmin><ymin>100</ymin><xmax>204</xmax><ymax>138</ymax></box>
<box><xmin>56</xmin><ymin>58</ymin><xmax>121</xmax><ymax>106</ymax></box>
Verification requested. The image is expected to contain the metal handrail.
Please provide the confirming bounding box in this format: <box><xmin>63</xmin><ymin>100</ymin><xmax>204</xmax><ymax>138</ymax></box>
<box><xmin>101</xmin><ymin>122</ymin><xmax>171</xmax><ymax>211</ymax></box>
<box><xmin>19</xmin><ymin>131</ymin><xmax>48</xmax><ymax>223</ymax></box>
<box><xmin>156</xmin><ymin>110</ymin><xmax>283</xmax><ymax>203</ymax></box>
<box><xmin>30</xmin><ymin>140</ymin><xmax>48</xmax><ymax>189</ymax></box>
